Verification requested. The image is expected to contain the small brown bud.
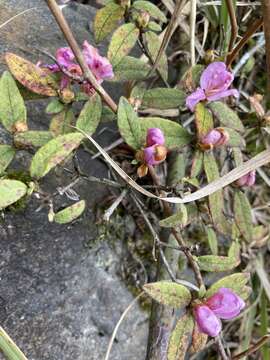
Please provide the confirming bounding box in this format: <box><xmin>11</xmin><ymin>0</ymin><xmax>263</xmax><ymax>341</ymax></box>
<box><xmin>154</xmin><ymin>145</ymin><xmax>167</xmax><ymax>162</ymax></box>
<box><xmin>13</xmin><ymin>121</ymin><xmax>28</xmax><ymax>133</ymax></box>
<box><xmin>204</xmin><ymin>50</ymin><xmax>216</xmax><ymax>65</ymax></box>
<box><xmin>137</xmin><ymin>164</ymin><xmax>148</xmax><ymax>178</ymax></box>
<box><xmin>60</xmin><ymin>88</ymin><xmax>75</xmax><ymax>104</ymax></box>
<box><xmin>136</xmin><ymin>10</ymin><xmax>150</xmax><ymax>29</ymax></box>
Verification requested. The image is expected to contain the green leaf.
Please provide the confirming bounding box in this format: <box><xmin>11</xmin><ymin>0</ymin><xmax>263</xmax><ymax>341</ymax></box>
<box><xmin>195</xmin><ymin>102</ymin><xmax>213</xmax><ymax>138</ymax></box>
<box><xmin>159</xmin><ymin>205</ymin><xmax>188</xmax><ymax>228</ymax></box>
<box><xmin>204</xmin><ymin>152</ymin><xmax>229</xmax><ymax>234</ymax></box>
<box><xmin>0</xmin><ymin>71</ymin><xmax>27</xmax><ymax>133</ymax></box>
<box><xmin>112</xmin><ymin>56</ymin><xmax>151</xmax><ymax>81</ymax></box>
<box><xmin>132</xmin><ymin>1</ymin><xmax>167</xmax><ymax>22</ymax></box>
<box><xmin>14</xmin><ymin>131</ymin><xmax>53</xmax><ymax>149</ymax></box>
<box><xmin>195</xmin><ymin>255</ymin><xmax>240</xmax><ymax>272</ymax></box>
<box><xmin>0</xmin><ymin>145</ymin><xmax>15</xmax><ymax>175</ymax></box>
<box><xmin>108</xmin><ymin>23</ymin><xmax>139</xmax><ymax>65</ymax></box>
<box><xmin>144</xmin><ymin>31</ymin><xmax>168</xmax><ymax>81</ymax></box>
<box><xmin>46</xmin><ymin>99</ymin><xmax>65</xmax><ymax>114</ymax></box>
<box><xmin>148</xmin><ymin>21</ymin><xmax>162</xmax><ymax>32</ymax></box>
<box><xmin>205</xmin><ymin>273</ymin><xmax>251</xmax><ymax>300</ymax></box>
<box><xmin>234</xmin><ymin>190</ymin><xmax>253</xmax><ymax>242</ymax></box>
<box><xmin>139</xmin><ymin>117</ymin><xmax>191</xmax><ymax>149</ymax></box>
<box><xmin>206</xmin><ymin>227</ymin><xmax>218</xmax><ymax>255</ymax></box>
<box><xmin>167</xmin><ymin>313</ymin><xmax>194</xmax><ymax>360</ymax></box>
<box><xmin>181</xmin><ymin>65</ymin><xmax>204</xmax><ymax>91</ymax></box>
<box><xmin>141</xmin><ymin>88</ymin><xmax>186</xmax><ymax>109</ymax></box>
<box><xmin>0</xmin><ymin>326</ymin><xmax>28</xmax><ymax>360</ymax></box>
<box><xmin>76</xmin><ymin>95</ymin><xmax>102</xmax><ymax>135</ymax></box>
<box><xmin>0</xmin><ymin>180</ymin><xmax>27</xmax><ymax>210</ymax></box>
<box><xmin>190</xmin><ymin>150</ymin><xmax>203</xmax><ymax>178</ymax></box>
<box><xmin>50</xmin><ymin>108</ymin><xmax>75</xmax><ymax>136</ymax></box>
<box><xmin>117</xmin><ymin>97</ymin><xmax>142</xmax><ymax>149</ymax></box>
<box><xmin>224</xmin><ymin>127</ymin><xmax>245</xmax><ymax>148</ymax></box>
<box><xmin>30</xmin><ymin>133</ymin><xmax>84</xmax><ymax>179</ymax></box>
<box><xmin>143</xmin><ymin>281</ymin><xmax>191</xmax><ymax>308</ymax></box>
<box><xmin>94</xmin><ymin>3</ymin><xmax>125</xmax><ymax>43</ymax></box>
<box><xmin>5</xmin><ymin>53</ymin><xmax>58</xmax><ymax>97</ymax></box>
<box><xmin>208</xmin><ymin>101</ymin><xmax>244</xmax><ymax>132</ymax></box>
<box><xmin>54</xmin><ymin>200</ymin><xmax>86</xmax><ymax>224</ymax></box>
<box><xmin>228</xmin><ymin>241</ymin><xmax>240</xmax><ymax>260</ymax></box>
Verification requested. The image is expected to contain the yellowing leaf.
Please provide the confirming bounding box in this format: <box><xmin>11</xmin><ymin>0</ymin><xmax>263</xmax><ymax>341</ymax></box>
<box><xmin>195</xmin><ymin>255</ymin><xmax>240</xmax><ymax>272</ymax></box>
<box><xmin>14</xmin><ymin>131</ymin><xmax>53</xmax><ymax>149</ymax></box>
<box><xmin>76</xmin><ymin>94</ymin><xmax>102</xmax><ymax>135</ymax></box>
<box><xmin>54</xmin><ymin>200</ymin><xmax>86</xmax><ymax>224</ymax></box>
<box><xmin>5</xmin><ymin>53</ymin><xmax>58</xmax><ymax>97</ymax></box>
<box><xmin>159</xmin><ymin>205</ymin><xmax>188</xmax><ymax>228</ymax></box>
<box><xmin>30</xmin><ymin>133</ymin><xmax>84</xmax><ymax>178</ymax></box>
<box><xmin>167</xmin><ymin>313</ymin><xmax>194</xmax><ymax>360</ymax></box>
<box><xmin>50</xmin><ymin>108</ymin><xmax>75</xmax><ymax>136</ymax></box>
<box><xmin>195</xmin><ymin>102</ymin><xmax>213</xmax><ymax>138</ymax></box>
<box><xmin>0</xmin><ymin>71</ymin><xmax>27</xmax><ymax>133</ymax></box>
<box><xmin>94</xmin><ymin>3</ymin><xmax>125</xmax><ymax>43</ymax></box>
<box><xmin>143</xmin><ymin>281</ymin><xmax>191</xmax><ymax>308</ymax></box>
<box><xmin>108</xmin><ymin>23</ymin><xmax>139</xmax><ymax>65</ymax></box>
<box><xmin>142</xmin><ymin>88</ymin><xmax>186</xmax><ymax>109</ymax></box>
<box><xmin>0</xmin><ymin>180</ymin><xmax>27</xmax><ymax>210</ymax></box>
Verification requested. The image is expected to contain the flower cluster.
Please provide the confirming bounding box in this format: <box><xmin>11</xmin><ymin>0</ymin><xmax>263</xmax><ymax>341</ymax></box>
<box><xmin>186</xmin><ymin>62</ymin><xmax>239</xmax><ymax>112</ymax></box>
<box><xmin>41</xmin><ymin>41</ymin><xmax>114</xmax><ymax>94</ymax></box>
<box><xmin>194</xmin><ymin>288</ymin><xmax>245</xmax><ymax>337</ymax></box>
<box><xmin>137</xmin><ymin>128</ymin><xmax>167</xmax><ymax>177</ymax></box>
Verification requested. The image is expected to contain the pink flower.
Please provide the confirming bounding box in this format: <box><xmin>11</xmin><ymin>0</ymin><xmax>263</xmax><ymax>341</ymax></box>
<box><xmin>200</xmin><ymin>128</ymin><xmax>229</xmax><ymax>148</ymax></box>
<box><xmin>82</xmin><ymin>41</ymin><xmax>114</xmax><ymax>81</ymax></box>
<box><xmin>194</xmin><ymin>288</ymin><xmax>245</xmax><ymax>337</ymax></box>
<box><xmin>56</xmin><ymin>47</ymin><xmax>75</xmax><ymax>68</ymax></box>
<box><xmin>143</xmin><ymin>128</ymin><xmax>167</xmax><ymax>166</ymax></box>
<box><xmin>186</xmin><ymin>62</ymin><xmax>239</xmax><ymax>111</ymax></box>
<box><xmin>206</xmin><ymin>288</ymin><xmax>245</xmax><ymax>320</ymax></box>
<box><xmin>146</xmin><ymin>128</ymin><xmax>165</xmax><ymax>146</ymax></box>
<box><xmin>235</xmin><ymin>171</ymin><xmax>256</xmax><ymax>187</ymax></box>
<box><xmin>194</xmin><ymin>305</ymin><xmax>222</xmax><ymax>337</ymax></box>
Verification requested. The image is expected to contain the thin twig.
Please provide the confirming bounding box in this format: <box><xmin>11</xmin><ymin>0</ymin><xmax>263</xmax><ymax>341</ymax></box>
<box><xmin>225</xmin><ymin>0</ymin><xmax>238</xmax><ymax>52</ymax></box>
<box><xmin>45</xmin><ymin>0</ymin><xmax>118</xmax><ymax>113</ymax></box>
<box><xmin>104</xmin><ymin>292</ymin><xmax>144</xmax><ymax>360</ymax></box>
<box><xmin>103</xmin><ymin>189</ymin><xmax>128</xmax><ymax>221</ymax></box>
<box><xmin>261</xmin><ymin>0</ymin><xmax>270</xmax><ymax>100</ymax></box>
<box><xmin>226</xmin><ymin>17</ymin><xmax>263</xmax><ymax>66</ymax></box>
<box><xmin>232</xmin><ymin>335</ymin><xmax>270</xmax><ymax>359</ymax></box>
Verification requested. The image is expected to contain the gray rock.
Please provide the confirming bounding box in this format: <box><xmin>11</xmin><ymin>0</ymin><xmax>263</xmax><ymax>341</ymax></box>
<box><xmin>0</xmin><ymin>1</ymin><xmax>148</xmax><ymax>360</ymax></box>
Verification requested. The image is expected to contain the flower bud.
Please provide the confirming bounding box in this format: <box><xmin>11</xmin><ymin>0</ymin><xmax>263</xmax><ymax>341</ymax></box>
<box><xmin>235</xmin><ymin>170</ymin><xmax>256</xmax><ymax>187</ymax></box>
<box><xmin>60</xmin><ymin>88</ymin><xmax>75</xmax><ymax>104</ymax></box>
<box><xmin>204</xmin><ymin>49</ymin><xmax>216</xmax><ymax>65</ymax></box>
<box><xmin>136</xmin><ymin>10</ymin><xmax>150</xmax><ymax>29</ymax></box>
<box><xmin>144</xmin><ymin>145</ymin><xmax>167</xmax><ymax>166</ymax></box>
<box><xmin>194</xmin><ymin>305</ymin><xmax>221</xmax><ymax>337</ymax></box>
<box><xmin>200</xmin><ymin>128</ymin><xmax>229</xmax><ymax>150</ymax></box>
<box><xmin>206</xmin><ymin>288</ymin><xmax>245</xmax><ymax>320</ymax></box>
<box><xmin>146</xmin><ymin>128</ymin><xmax>165</xmax><ymax>146</ymax></box>
<box><xmin>137</xmin><ymin>164</ymin><xmax>148</xmax><ymax>178</ymax></box>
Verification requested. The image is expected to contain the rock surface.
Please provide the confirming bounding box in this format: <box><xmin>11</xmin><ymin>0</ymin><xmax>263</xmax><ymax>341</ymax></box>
<box><xmin>0</xmin><ymin>1</ymin><xmax>148</xmax><ymax>359</ymax></box>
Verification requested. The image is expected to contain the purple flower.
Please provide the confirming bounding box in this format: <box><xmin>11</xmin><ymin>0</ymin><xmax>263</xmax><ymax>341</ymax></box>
<box><xmin>200</xmin><ymin>128</ymin><xmax>229</xmax><ymax>149</ymax></box>
<box><xmin>56</xmin><ymin>47</ymin><xmax>75</xmax><ymax>68</ymax></box>
<box><xmin>143</xmin><ymin>128</ymin><xmax>167</xmax><ymax>166</ymax></box>
<box><xmin>82</xmin><ymin>41</ymin><xmax>114</xmax><ymax>81</ymax></box>
<box><xmin>235</xmin><ymin>171</ymin><xmax>256</xmax><ymax>187</ymax></box>
<box><xmin>194</xmin><ymin>305</ymin><xmax>222</xmax><ymax>337</ymax></box>
<box><xmin>186</xmin><ymin>62</ymin><xmax>239</xmax><ymax>111</ymax></box>
<box><xmin>194</xmin><ymin>288</ymin><xmax>245</xmax><ymax>337</ymax></box>
<box><xmin>146</xmin><ymin>128</ymin><xmax>165</xmax><ymax>147</ymax></box>
<box><xmin>206</xmin><ymin>288</ymin><xmax>245</xmax><ymax>320</ymax></box>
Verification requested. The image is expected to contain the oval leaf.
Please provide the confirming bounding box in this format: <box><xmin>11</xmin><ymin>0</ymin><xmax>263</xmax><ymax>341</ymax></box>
<box><xmin>143</xmin><ymin>281</ymin><xmax>191</xmax><ymax>308</ymax></box>
<box><xmin>76</xmin><ymin>94</ymin><xmax>102</xmax><ymax>135</ymax></box>
<box><xmin>108</xmin><ymin>23</ymin><xmax>139</xmax><ymax>65</ymax></box>
<box><xmin>54</xmin><ymin>200</ymin><xmax>86</xmax><ymax>224</ymax></box>
<box><xmin>50</xmin><ymin>108</ymin><xmax>75</xmax><ymax>136</ymax></box>
<box><xmin>142</xmin><ymin>88</ymin><xmax>186</xmax><ymax>109</ymax></box>
<box><xmin>206</xmin><ymin>227</ymin><xmax>218</xmax><ymax>255</ymax></box>
<box><xmin>133</xmin><ymin>1</ymin><xmax>167</xmax><ymax>22</ymax></box>
<box><xmin>195</xmin><ymin>103</ymin><xmax>213</xmax><ymax>138</ymax></box>
<box><xmin>46</xmin><ymin>99</ymin><xmax>65</xmax><ymax>114</ymax></box>
<box><xmin>145</xmin><ymin>31</ymin><xmax>168</xmax><ymax>81</ymax></box>
<box><xmin>167</xmin><ymin>313</ymin><xmax>194</xmax><ymax>360</ymax></box>
<box><xmin>14</xmin><ymin>131</ymin><xmax>53</xmax><ymax>149</ymax></box>
<box><xmin>205</xmin><ymin>273</ymin><xmax>251</xmax><ymax>300</ymax></box>
<box><xmin>0</xmin><ymin>179</ymin><xmax>27</xmax><ymax>209</ymax></box>
<box><xmin>139</xmin><ymin>117</ymin><xmax>191</xmax><ymax>149</ymax></box>
<box><xmin>94</xmin><ymin>3</ymin><xmax>125</xmax><ymax>43</ymax></box>
<box><xmin>0</xmin><ymin>145</ymin><xmax>15</xmax><ymax>175</ymax></box>
<box><xmin>113</xmin><ymin>56</ymin><xmax>151</xmax><ymax>81</ymax></box>
<box><xmin>0</xmin><ymin>71</ymin><xmax>27</xmax><ymax>133</ymax></box>
<box><xmin>208</xmin><ymin>101</ymin><xmax>244</xmax><ymax>132</ymax></box>
<box><xmin>117</xmin><ymin>97</ymin><xmax>142</xmax><ymax>149</ymax></box>
<box><xmin>30</xmin><ymin>133</ymin><xmax>84</xmax><ymax>178</ymax></box>
<box><xmin>234</xmin><ymin>191</ymin><xmax>253</xmax><ymax>242</ymax></box>
<box><xmin>5</xmin><ymin>53</ymin><xmax>58</xmax><ymax>96</ymax></box>
<box><xmin>159</xmin><ymin>205</ymin><xmax>188</xmax><ymax>228</ymax></box>
<box><xmin>196</xmin><ymin>255</ymin><xmax>240</xmax><ymax>272</ymax></box>
<box><xmin>190</xmin><ymin>323</ymin><xmax>208</xmax><ymax>355</ymax></box>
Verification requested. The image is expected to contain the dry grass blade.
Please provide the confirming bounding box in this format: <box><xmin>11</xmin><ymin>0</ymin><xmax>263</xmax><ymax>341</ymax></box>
<box><xmin>79</xmin><ymin>128</ymin><xmax>270</xmax><ymax>204</ymax></box>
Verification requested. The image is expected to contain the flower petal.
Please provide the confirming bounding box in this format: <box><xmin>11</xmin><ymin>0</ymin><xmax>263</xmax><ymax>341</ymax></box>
<box><xmin>201</xmin><ymin>129</ymin><xmax>222</xmax><ymax>145</ymax></box>
<box><xmin>146</xmin><ymin>128</ymin><xmax>165</xmax><ymax>146</ymax></box>
<box><xmin>186</xmin><ymin>88</ymin><xmax>206</xmax><ymax>112</ymax></box>
<box><xmin>206</xmin><ymin>288</ymin><xmax>245</xmax><ymax>320</ymax></box>
<box><xmin>206</xmin><ymin>88</ymin><xmax>239</xmax><ymax>102</ymax></box>
<box><xmin>56</xmin><ymin>47</ymin><xmax>75</xmax><ymax>68</ymax></box>
<box><xmin>200</xmin><ymin>62</ymin><xmax>227</xmax><ymax>90</ymax></box>
<box><xmin>194</xmin><ymin>305</ymin><xmax>222</xmax><ymax>337</ymax></box>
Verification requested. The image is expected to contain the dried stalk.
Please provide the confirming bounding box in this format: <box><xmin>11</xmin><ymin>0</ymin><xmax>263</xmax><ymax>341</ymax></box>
<box><xmin>261</xmin><ymin>0</ymin><xmax>270</xmax><ymax>101</ymax></box>
<box><xmin>225</xmin><ymin>0</ymin><xmax>238</xmax><ymax>52</ymax></box>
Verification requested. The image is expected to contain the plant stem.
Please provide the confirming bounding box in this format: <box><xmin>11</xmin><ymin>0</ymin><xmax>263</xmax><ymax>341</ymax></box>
<box><xmin>261</xmin><ymin>0</ymin><xmax>270</xmax><ymax>103</ymax></box>
<box><xmin>45</xmin><ymin>0</ymin><xmax>118</xmax><ymax>113</ymax></box>
<box><xmin>215</xmin><ymin>336</ymin><xmax>229</xmax><ymax>360</ymax></box>
<box><xmin>225</xmin><ymin>0</ymin><xmax>238</xmax><ymax>52</ymax></box>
